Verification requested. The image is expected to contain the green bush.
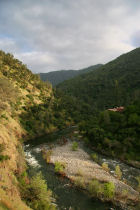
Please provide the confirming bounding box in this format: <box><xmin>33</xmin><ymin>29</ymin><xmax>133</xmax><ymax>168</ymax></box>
<box><xmin>0</xmin><ymin>155</ymin><xmax>10</xmax><ymax>162</ymax></box>
<box><xmin>20</xmin><ymin>172</ymin><xmax>55</xmax><ymax>210</ymax></box>
<box><xmin>83</xmin><ymin>137</ymin><xmax>89</xmax><ymax>145</ymax></box>
<box><xmin>115</xmin><ymin>165</ymin><xmax>122</xmax><ymax>179</ymax></box>
<box><xmin>72</xmin><ymin>141</ymin><xmax>78</xmax><ymax>151</ymax></box>
<box><xmin>0</xmin><ymin>114</ymin><xmax>8</xmax><ymax>120</ymax></box>
<box><xmin>88</xmin><ymin>179</ymin><xmax>103</xmax><ymax>197</ymax></box>
<box><xmin>0</xmin><ymin>143</ymin><xmax>5</xmax><ymax>153</ymax></box>
<box><xmin>136</xmin><ymin>176</ymin><xmax>140</xmax><ymax>192</ymax></box>
<box><xmin>103</xmin><ymin>182</ymin><xmax>115</xmax><ymax>199</ymax></box>
<box><xmin>0</xmin><ymin>143</ymin><xmax>10</xmax><ymax>162</ymax></box>
<box><xmin>102</xmin><ymin>162</ymin><xmax>109</xmax><ymax>172</ymax></box>
<box><xmin>54</xmin><ymin>161</ymin><xmax>65</xmax><ymax>174</ymax></box>
<box><xmin>91</xmin><ymin>153</ymin><xmax>98</xmax><ymax>162</ymax></box>
<box><xmin>74</xmin><ymin>176</ymin><xmax>85</xmax><ymax>188</ymax></box>
<box><xmin>45</xmin><ymin>150</ymin><xmax>52</xmax><ymax>163</ymax></box>
<box><xmin>26</xmin><ymin>94</ymin><xmax>34</xmax><ymax>101</ymax></box>
<box><xmin>121</xmin><ymin>189</ymin><xmax>128</xmax><ymax>198</ymax></box>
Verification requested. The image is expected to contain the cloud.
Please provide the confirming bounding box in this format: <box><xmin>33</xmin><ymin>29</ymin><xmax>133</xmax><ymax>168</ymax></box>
<box><xmin>0</xmin><ymin>0</ymin><xmax>139</xmax><ymax>72</ymax></box>
<box><xmin>0</xmin><ymin>37</ymin><xmax>18</xmax><ymax>52</ymax></box>
<box><xmin>130</xmin><ymin>31</ymin><xmax>140</xmax><ymax>47</ymax></box>
<box><xmin>15</xmin><ymin>51</ymin><xmax>56</xmax><ymax>73</ymax></box>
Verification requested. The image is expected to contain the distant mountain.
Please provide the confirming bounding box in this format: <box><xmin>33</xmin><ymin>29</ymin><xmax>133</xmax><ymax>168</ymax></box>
<box><xmin>39</xmin><ymin>64</ymin><xmax>102</xmax><ymax>86</ymax></box>
<box><xmin>57</xmin><ymin>48</ymin><xmax>140</xmax><ymax>110</ymax></box>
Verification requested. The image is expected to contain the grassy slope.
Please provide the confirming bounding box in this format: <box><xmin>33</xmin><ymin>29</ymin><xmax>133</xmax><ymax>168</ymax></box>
<box><xmin>58</xmin><ymin>48</ymin><xmax>140</xmax><ymax>110</ymax></box>
<box><xmin>0</xmin><ymin>51</ymin><xmax>57</xmax><ymax>209</ymax></box>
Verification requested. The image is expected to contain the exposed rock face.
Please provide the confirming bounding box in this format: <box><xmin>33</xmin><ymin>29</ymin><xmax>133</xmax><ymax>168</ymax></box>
<box><xmin>50</xmin><ymin>142</ymin><xmax>139</xmax><ymax>208</ymax></box>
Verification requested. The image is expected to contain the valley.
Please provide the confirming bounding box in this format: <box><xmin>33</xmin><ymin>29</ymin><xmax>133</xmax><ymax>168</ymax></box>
<box><xmin>0</xmin><ymin>48</ymin><xmax>140</xmax><ymax>210</ymax></box>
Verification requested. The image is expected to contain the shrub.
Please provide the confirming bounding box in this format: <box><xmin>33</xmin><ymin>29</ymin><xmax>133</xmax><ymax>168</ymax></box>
<box><xmin>121</xmin><ymin>189</ymin><xmax>128</xmax><ymax>199</ymax></box>
<box><xmin>103</xmin><ymin>182</ymin><xmax>115</xmax><ymax>199</ymax></box>
<box><xmin>0</xmin><ymin>143</ymin><xmax>5</xmax><ymax>153</ymax></box>
<box><xmin>26</xmin><ymin>94</ymin><xmax>34</xmax><ymax>101</ymax></box>
<box><xmin>54</xmin><ymin>161</ymin><xmax>65</xmax><ymax>174</ymax></box>
<box><xmin>115</xmin><ymin>165</ymin><xmax>122</xmax><ymax>179</ymax></box>
<box><xmin>83</xmin><ymin>137</ymin><xmax>89</xmax><ymax>145</ymax></box>
<box><xmin>136</xmin><ymin>176</ymin><xmax>140</xmax><ymax>192</ymax></box>
<box><xmin>91</xmin><ymin>153</ymin><xmax>98</xmax><ymax>162</ymax></box>
<box><xmin>88</xmin><ymin>179</ymin><xmax>103</xmax><ymax>197</ymax></box>
<box><xmin>74</xmin><ymin>177</ymin><xmax>85</xmax><ymax>188</ymax></box>
<box><xmin>43</xmin><ymin>150</ymin><xmax>52</xmax><ymax>163</ymax></box>
<box><xmin>102</xmin><ymin>162</ymin><xmax>109</xmax><ymax>172</ymax></box>
<box><xmin>20</xmin><ymin>172</ymin><xmax>55</xmax><ymax>210</ymax></box>
<box><xmin>72</xmin><ymin>141</ymin><xmax>78</xmax><ymax>151</ymax></box>
<box><xmin>0</xmin><ymin>114</ymin><xmax>8</xmax><ymax>120</ymax></box>
<box><xmin>0</xmin><ymin>155</ymin><xmax>10</xmax><ymax>162</ymax></box>
<box><xmin>0</xmin><ymin>78</ymin><xmax>19</xmax><ymax>103</ymax></box>
<box><xmin>76</xmin><ymin>169</ymin><xmax>83</xmax><ymax>177</ymax></box>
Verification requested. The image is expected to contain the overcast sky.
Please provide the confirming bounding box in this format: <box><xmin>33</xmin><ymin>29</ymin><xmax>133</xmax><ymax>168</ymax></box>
<box><xmin>0</xmin><ymin>0</ymin><xmax>140</xmax><ymax>73</ymax></box>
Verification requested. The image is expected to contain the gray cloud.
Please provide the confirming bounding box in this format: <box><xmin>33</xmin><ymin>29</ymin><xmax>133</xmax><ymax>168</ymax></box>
<box><xmin>0</xmin><ymin>0</ymin><xmax>139</xmax><ymax>72</ymax></box>
<box><xmin>130</xmin><ymin>31</ymin><xmax>140</xmax><ymax>47</ymax></box>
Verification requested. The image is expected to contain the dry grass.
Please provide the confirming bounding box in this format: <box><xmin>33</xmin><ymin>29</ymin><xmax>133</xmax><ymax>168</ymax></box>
<box><xmin>0</xmin><ymin>199</ymin><xmax>15</xmax><ymax>210</ymax></box>
<box><xmin>0</xmin><ymin>54</ymin><xmax>54</xmax><ymax>210</ymax></box>
<box><xmin>0</xmin><ymin>113</ymin><xmax>31</xmax><ymax>210</ymax></box>
<box><xmin>0</xmin><ymin>188</ymin><xmax>31</xmax><ymax>210</ymax></box>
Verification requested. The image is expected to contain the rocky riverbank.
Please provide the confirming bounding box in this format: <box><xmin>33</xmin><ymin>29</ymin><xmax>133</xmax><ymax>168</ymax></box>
<box><xmin>44</xmin><ymin>141</ymin><xmax>140</xmax><ymax>209</ymax></box>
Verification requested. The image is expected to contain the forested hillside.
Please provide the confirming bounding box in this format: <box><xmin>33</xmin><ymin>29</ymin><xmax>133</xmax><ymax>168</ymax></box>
<box><xmin>39</xmin><ymin>64</ymin><xmax>102</xmax><ymax>86</ymax></box>
<box><xmin>58</xmin><ymin>48</ymin><xmax>140</xmax><ymax>110</ymax></box>
<box><xmin>57</xmin><ymin>48</ymin><xmax>140</xmax><ymax>164</ymax></box>
<box><xmin>79</xmin><ymin>100</ymin><xmax>140</xmax><ymax>163</ymax></box>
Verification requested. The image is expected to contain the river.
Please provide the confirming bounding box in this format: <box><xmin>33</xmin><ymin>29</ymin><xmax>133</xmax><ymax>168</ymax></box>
<box><xmin>24</xmin><ymin>128</ymin><xmax>139</xmax><ymax>210</ymax></box>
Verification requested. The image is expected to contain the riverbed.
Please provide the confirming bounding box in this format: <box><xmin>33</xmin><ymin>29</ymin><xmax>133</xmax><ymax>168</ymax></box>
<box><xmin>24</xmin><ymin>144</ymin><xmax>116</xmax><ymax>210</ymax></box>
<box><xmin>24</xmin><ymin>128</ymin><xmax>139</xmax><ymax>209</ymax></box>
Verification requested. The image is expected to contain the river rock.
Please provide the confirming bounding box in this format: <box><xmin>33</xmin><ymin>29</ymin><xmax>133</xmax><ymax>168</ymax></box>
<box><xmin>49</xmin><ymin>142</ymin><xmax>140</xmax><ymax>208</ymax></box>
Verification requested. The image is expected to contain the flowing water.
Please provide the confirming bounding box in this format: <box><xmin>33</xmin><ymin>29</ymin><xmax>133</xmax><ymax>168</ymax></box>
<box><xmin>24</xmin><ymin>128</ymin><xmax>139</xmax><ymax>210</ymax></box>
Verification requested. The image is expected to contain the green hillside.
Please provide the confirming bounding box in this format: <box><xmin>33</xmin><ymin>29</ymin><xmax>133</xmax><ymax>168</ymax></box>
<box><xmin>79</xmin><ymin>100</ymin><xmax>140</xmax><ymax>163</ymax></box>
<box><xmin>39</xmin><ymin>64</ymin><xmax>102</xmax><ymax>86</ymax></box>
<box><xmin>58</xmin><ymin>48</ymin><xmax>140</xmax><ymax>110</ymax></box>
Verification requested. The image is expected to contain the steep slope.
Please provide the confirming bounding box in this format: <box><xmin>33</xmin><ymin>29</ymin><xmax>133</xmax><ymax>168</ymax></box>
<box><xmin>58</xmin><ymin>48</ymin><xmax>140</xmax><ymax>110</ymax></box>
<box><xmin>0</xmin><ymin>50</ymin><xmax>70</xmax><ymax>209</ymax></box>
<box><xmin>39</xmin><ymin>64</ymin><xmax>102</xmax><ymax>86</ymax></box>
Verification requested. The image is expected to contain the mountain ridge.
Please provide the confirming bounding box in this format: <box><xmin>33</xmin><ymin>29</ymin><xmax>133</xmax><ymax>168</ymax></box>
<box><xmin>39</xmin><ymin>64</ymin><xmax>102</xmax><ymax>86</ymax></box>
